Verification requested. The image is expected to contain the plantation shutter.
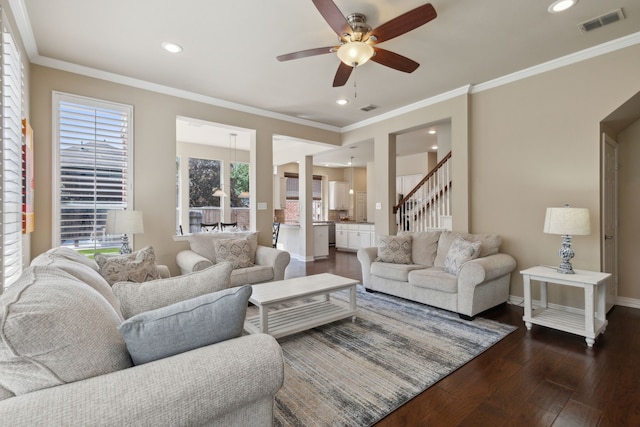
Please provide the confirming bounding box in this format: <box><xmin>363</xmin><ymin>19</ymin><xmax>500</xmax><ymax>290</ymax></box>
<box><xmin>54</xmin><ymin>93</ymin><xmax>133</xmax><ymax>250</ymax></box>
<box><xmin>1</xmin><ymin>24</ymin><xmax>24</xmax><ymax>288</ymax></box>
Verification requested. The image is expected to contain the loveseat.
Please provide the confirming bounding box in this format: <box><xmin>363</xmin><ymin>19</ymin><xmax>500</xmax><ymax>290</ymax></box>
<box><xmin>177</xmin><ymin>232</ymin><xmax>290</xmax><ymax>285</ymax></box>
<box><xmin>0</xmin><ymin>246</ymin><xmax>284</xmax><ymax>426</ymax></box>
<box><xmin>357</xmin><ymin>230</ymin><xmax>517</xmax><ymax>319</ymax></box>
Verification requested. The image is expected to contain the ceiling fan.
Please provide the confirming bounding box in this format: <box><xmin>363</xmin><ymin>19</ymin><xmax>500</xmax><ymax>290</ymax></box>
<box><xmin>277</xmin><ymin>0</ymin><xmax>437</xmax><ymax>87</ymax></box>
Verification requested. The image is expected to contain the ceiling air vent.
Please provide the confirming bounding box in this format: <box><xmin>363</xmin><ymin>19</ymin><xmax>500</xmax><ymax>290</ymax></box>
<box><xmin>360</xmin><ymin>104</ymin><xmax>378</xmax><ymax>112</ymax></box>
<box><xmin>578</xmin><ymin>8</ymin><xmax>625</xmax><ymax>33</ymax></box>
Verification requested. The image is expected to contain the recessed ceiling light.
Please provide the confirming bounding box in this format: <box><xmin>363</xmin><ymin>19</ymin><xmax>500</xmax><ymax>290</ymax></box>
<box><xmin>161</xmin><ymin>42</ymin><xmax>183</xmax><ymax>53</ymax></box>
<box><xmin>428</xmin><ymin>129</ymin><xmax>436</xmax><ymax>134</ymax></box>
<box><xmin>431</xmin><ymin>145</ymin><xmax>438</xmax><ymax>150</ymax></box>
<box><xmin>548</xmin><ymin>0</ymin><xmax>578</xmax><ymax>13</ymax></box>
<box><xmin>336</xmin><ymin>99</ymin><xmax>349</xmax><ymax>106</ymax></box>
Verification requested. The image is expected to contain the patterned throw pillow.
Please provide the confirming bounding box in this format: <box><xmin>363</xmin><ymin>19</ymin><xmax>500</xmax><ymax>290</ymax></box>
<box><xmin>95</xmin><ymin>246</ymin><xmax>160</xmax><ymax>286</ymax></box>
<box><xmin>443</xmin><ymin>236</ymin><xmax>482</xmax><ymax>275</ymax></box>
<box><xmin>213</xmin><ymin>239</ymin><xmax>254</xmax><ymax>269</ymax></box>
<box><xmin>376</xmin><ymin>235</ymin><xmax>412</xmax><ymax>264</ymax></box>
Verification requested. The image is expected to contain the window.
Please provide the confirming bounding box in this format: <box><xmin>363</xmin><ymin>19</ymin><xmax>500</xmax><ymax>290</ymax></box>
<box><xmin>1</xmin><ymin>22</ymin><xmax>24</xmax><ymax>288</ymax></box>
<box><xmin>187</xmin><ymin>157</ymin><xmax>222</xmax><ymax>231</ymax></box>
<box><xmin>283</xmin><ymin>173</ymin><xmax>323</xmax><ymax>222</ymax></box>
<box><xmin>230</xmin><ymin>161</ymin><xmax>249</xmax><ymax>229</ymax></box>
<box><xmin>53</xmin><ymin>93</ymin><xmax>133</xmax><ymax>252</ymax></box>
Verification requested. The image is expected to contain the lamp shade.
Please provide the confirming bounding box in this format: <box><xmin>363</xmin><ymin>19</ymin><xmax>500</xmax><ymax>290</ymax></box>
<box><xmin>543</xmin><ymin>207</ymin><xmax>590</xmax><ymax>236</ymax></box>
<box><xmin>337</xmin><ymin>41</ymin><xmax>374</xmax><ymax>67</ymax></box>
<box><xmin>106</xmin><ymin>210</ymin><xmax>144</xmax><ymax>235</ymax></box>
<box><xmin>213</xmin><ymin>188</ymin><xmax>228</xmax><ymax>197</ymax></box>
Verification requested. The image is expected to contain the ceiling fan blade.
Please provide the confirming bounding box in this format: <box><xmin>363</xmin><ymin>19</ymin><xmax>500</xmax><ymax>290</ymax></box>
<box><xmin>369</xmin><ymin>3</ymin><xmax>437</xmax><ymax>44</ymax></box>
<box><xmin>277</xmin><ymin>47</ymin><xmax>335</xmax><ymax>62</ymax></box>
<box><xmin>333</xmin><ymin>62</ymin><xmax>353</xmax><ymax>87</ymax></box>
<box><xmin>312</xmin><ymin>0</ymin><xmax>351</xmax><ymax>38</ymax></box>
<box><xmin>371</xmin><ymin>48</ymin><xmax>420</xmax><ymax>73</ymax></box>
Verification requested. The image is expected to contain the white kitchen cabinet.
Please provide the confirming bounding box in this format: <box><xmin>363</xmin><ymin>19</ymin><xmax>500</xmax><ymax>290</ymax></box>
<box><xmin>336</xmin><ymin>223</ymin><xmax>374</xmax><ymax>251</ymax></box>
<box><xmin>313</xmin><ymin>224</ymin><xmax>329</xmax><ymax>259</ymax></box>
<box><xmin>273</xmin><ymin>176</ymin><xmax>286</xmax><ymax>210</ymax></box>
<box><xmin>335</xmin><ymin>223</ymin><xmax>348</xmax><ymax>248</ymax></box>
<box><xmin>329</xmin><ymin>181</ymin><xmax>350</xmax><ymax>210</ymax></box>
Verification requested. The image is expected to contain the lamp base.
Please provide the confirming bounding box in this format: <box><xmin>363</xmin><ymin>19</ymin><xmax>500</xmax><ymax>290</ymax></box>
<box><xmin>557</xmin><ymin>234</ymin><xmax>575</xmax><ymax>274</ymax></box>
<box><xmin>120</xmin><ymin>234</ymin><xmax>132</xmax><ymax>255</ymax></box>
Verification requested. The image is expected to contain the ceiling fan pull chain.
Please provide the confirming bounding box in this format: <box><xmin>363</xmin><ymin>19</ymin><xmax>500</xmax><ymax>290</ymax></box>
<box><xmin>354</xmin><ymin>66</ymin><xmax>358</xmax><ymax>98</ymax></box>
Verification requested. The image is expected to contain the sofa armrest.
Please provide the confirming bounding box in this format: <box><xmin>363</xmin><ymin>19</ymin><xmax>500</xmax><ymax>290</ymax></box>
<box><xmin>0</xmin><ymin>334</ymin><xmax>284</xmax><ymax>427</ymax></box>
<box><xmin>176</xmin><ymin>249</ymin><xmax>214</xmax><ymax>274</ymax></box>
<box><xmin>357</xmin><ymin>247</ymin><xmax>378</xmax><ymax>288</ymax></box>
<box><xmin>458</xmin><ymin>253</ymin><xmax>517</xmax><ymax>289</ymax></box>
<box><xmin>157</xmin><ymin>264</ymin><xmax>170</xmax><ymax>279</ymax></box>
<box><xmin>255</xmin><ymin>245</ymin><xmax>290</xmax><ymax>281</ymax></box>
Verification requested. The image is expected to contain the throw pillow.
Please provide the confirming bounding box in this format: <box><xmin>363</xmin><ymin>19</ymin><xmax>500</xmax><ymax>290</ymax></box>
<box><xmin>119</xmin><ymin>285</ymin><xmax>252</xmax><ymax>365</ymax></box>
<box><xmin>213</xmin><ymin>239</ymin><xmax>254</xmax><ymax>269</ymax></box>
<box><xmin>0</xmin><ymin>266</ymin><xmax>131</xmax><ymax>396</ymax></box>
<box><xmin>376</xmin><ymin>235</ymin><xmax>412</xmax><ymax>264</ymax></box>
<box><xmin>443</xmin><ymin>236</ymin><xmax>482</xmax><ymax>275</ymax></box>
<box><xmin>95</xmin><ymin>246</ymin><xmax>160</xmax><ymax>286</ymax></box>
<box><xmin>113</xmin><ymin>262</ymin><xmax>233</xmax><ymax>319</ymax></box>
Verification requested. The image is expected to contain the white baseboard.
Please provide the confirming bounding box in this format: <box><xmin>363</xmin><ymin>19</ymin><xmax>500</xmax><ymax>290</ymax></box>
<box><xmin>509</xmin><ymin>294</ymin><xmax>640</xmax><ymax>313</ymax></box>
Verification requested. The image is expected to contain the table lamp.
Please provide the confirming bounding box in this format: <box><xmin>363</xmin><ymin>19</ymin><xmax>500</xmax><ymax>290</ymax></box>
<box><xmin>543</xmin><ymin>205</ymin><xmax>590</xmax><ymax>274</ymax></box>
<box><xmin>106</xmin><ymin>210</ymin><xmax>144</xmax><ymax>254</ymax></box>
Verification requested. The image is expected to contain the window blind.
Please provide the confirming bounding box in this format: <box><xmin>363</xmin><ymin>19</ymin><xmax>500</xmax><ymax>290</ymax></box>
<box><xmin>54</xmin><ymin>93</ymin><xmax>133</xmax><ymax>250</ymax></box>
<box><xmin>1</xmin><ymin>25</ymin><xmax>24</xmax><ymax>288</ymax></box>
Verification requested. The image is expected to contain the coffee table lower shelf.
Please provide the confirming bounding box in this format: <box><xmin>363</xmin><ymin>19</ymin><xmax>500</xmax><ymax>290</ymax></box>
<box><xmin>245</xmin><ymin>300</ymin><xmax>357</xmax><ymax>339</ymax></box>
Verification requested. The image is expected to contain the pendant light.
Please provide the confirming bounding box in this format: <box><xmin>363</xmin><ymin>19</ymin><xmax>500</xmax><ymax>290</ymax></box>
<box><xmin>349</xmin><ymin>156</ymin><xmax>354</xmax><ymax>195</ymax></box>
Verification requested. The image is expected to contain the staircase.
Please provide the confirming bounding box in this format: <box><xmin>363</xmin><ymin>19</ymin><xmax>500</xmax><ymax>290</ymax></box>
<box><xmin>394</xmin><ymin>151</ymin><xmax>452</xmax><ymax>232</ymax></box>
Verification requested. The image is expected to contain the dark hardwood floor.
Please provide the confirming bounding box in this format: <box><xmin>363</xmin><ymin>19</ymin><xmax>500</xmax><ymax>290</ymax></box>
<box><xmin>285</xmin><ymin>248</ymin><xmax>640</xmax><ymax>427</ymax></box>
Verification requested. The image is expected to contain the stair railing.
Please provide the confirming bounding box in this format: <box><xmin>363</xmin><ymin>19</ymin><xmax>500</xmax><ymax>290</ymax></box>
<box><xmin>393</xmin><ymin>151</ymin><xmax>452</xmax><ymax>232</ymax></box>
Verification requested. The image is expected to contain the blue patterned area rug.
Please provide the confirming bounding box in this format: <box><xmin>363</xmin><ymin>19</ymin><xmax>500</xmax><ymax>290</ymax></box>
<box><xmin>265</xmin><ymin>286</ymin><xmax>516</xmax><ymax>427</ymax></box>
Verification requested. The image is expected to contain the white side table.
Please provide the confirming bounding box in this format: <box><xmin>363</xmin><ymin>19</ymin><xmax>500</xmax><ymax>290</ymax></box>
<box><xmin>520</xmin><ymin>266</ymin><xmax>611</xmax><ymax>348</ymax></box>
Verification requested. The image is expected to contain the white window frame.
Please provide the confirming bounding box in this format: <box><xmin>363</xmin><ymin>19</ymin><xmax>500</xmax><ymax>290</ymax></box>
<box><xmin>1</xmin><ymin>12</ymin><xmax>25</xmax><ymax>289</ymax></box>
<box><xmin>52</xmin><ymin>92</ymin><xmax>134</xmax><ymax>251</ymax></box>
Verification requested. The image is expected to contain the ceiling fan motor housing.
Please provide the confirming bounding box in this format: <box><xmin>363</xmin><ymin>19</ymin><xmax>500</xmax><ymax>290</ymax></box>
<box><xmin>345</xmin><ymin>13</ymin><xmax>371</xmax><ymax>41</ymax></box>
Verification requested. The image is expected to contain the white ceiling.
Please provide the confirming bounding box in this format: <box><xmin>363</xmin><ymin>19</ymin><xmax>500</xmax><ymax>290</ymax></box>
<box><xmin>17</xmin><ymin>0</ymin><xmax>640</xmax><ymax>166</ymax></box>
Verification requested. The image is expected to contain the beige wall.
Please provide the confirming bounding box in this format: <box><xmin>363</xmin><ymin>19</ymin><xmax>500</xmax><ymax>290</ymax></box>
<box><xmin>30</xmin><ymin>65</ymin><xmax>340</xmax><ymax>274</ymax></box>
<box><xmin>470</xmin><ymin>45</ymin><xmax>640</xmax><ymax>307</ymax></box>
<box><xmin>618</xmin><ymin>117</ymin><xmax>640</xmax><ymax>300</ymax></box>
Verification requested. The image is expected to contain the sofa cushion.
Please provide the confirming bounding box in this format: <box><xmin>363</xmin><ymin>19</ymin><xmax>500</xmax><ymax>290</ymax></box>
<box><xmin>434</xmin><ymin>231</ymin><xmax>502</xmax><ymax>267</ymax></box>
<box><xmin>408</xmin><ymin>267</ymin><xmax>458</xmax><ymax>293</ymax></box>
<box><xmin>95</xmin><ymin>246</ymin><xmax>160</xmax><ymax>286</ymax></box>
<box><xmin>0</xmin><ymin>266</ymin><xmax>131</xmax><ymax>396</ymax></box>
<box><xmin>398</xmin><ymin>230</ymin><xmax>442</xmax><ymax>266</ymax></box>
<box><xmin>376</xmin><ymin>234</ymin><xmax>412</xmax><ymax>264</ymax></box>
<box><xmin>214</xmin><ymin>239</ymin><xmax>254</xmax><ymax>269</ymax></box>
<box><xmin>30</xmin><ymin>252</ymin><xmax>124</xmax><ymax>320</ymax></box>
<box><xmin>443</xmin><ymin>236</ymin><xmax>482</xmax><ymax>275</ymax></box>
<box><xmin>118</xmin><ymin>285</ymin><xmax>252</xmax><ymax>365</ymax></box>
<box><xmin>112</xmin><ymin>262</ymin><xmax>233</xmax><ymax>319</ymax></box>
<box><xmin>371</xmin><ymin>261</ymin><xmax>426</xmax><ymax>282</ymax></box>
<box><xmin>231</xmin><ymin>265</ymin><xmax>274</xmax><ymax>286</ymax></box>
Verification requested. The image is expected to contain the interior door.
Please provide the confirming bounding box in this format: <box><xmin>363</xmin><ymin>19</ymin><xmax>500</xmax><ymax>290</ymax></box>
<box><xmin>356</xmin><ymin>192</ymin><xmax>367</xmax><ymax>222</ymax></box>
<box><xmin>601</xmin><ymin>133</ymin><xmax>618</xmax><ymax>312</ymax></box>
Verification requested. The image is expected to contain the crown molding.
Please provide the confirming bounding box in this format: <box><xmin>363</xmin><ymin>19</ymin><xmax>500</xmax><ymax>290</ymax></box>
<box><xmin>472</xmin><ymin>31</ymin><xmax>640</xmax><ymax>94</ymax></box>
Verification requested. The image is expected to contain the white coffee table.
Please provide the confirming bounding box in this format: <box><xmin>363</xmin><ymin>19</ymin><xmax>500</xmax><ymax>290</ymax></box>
<box><xmin>244</xmin><ymin>273</ymin><xmax>359</xmax><ymax>338</ymax></box>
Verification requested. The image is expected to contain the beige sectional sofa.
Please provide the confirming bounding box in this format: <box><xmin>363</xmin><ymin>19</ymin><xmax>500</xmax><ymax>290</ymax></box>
<box><xmin>357</xmin><ymin>230</ymin><xmax>517</xmax><ymax>319</ymax></box>
<box><xmin>176</xmin><ymin>232</ymin><xmax>290</xmax><ymax>285</ymax></box>
<box><xmin>0</xmin><ymin>246</ymin><xmax>284</xmax><ymax>426</ymax></box>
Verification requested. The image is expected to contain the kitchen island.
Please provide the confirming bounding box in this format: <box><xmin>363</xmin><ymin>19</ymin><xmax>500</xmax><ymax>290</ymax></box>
<box><xmin>277</xmin><ymin>222</ymin><xmax>329</xmax><ymax>261</ymax></box>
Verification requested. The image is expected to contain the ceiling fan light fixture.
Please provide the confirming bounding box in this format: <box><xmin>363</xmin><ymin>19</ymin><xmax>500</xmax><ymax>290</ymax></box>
<box><xmin>337</xmin><ymin>41</ymin><xmax>374</xmax><ymax>67</ymax></box>
<box><xmin>548</xmin><ymin>0</ymin><xmax>578</xmax><ymax>13</ymax></box>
